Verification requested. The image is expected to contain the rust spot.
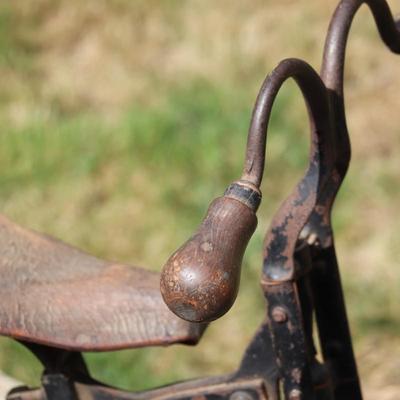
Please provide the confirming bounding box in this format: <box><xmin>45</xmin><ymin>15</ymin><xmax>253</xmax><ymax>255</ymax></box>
<box><xmin>291</xmin><ymin>367</ymin><xmax>302</xmax><ymax>384</ymax></box>
<box><xmin>200</xmin><ymin>241</ymin><xmax>213</xmax><ymax>252</ymax></box>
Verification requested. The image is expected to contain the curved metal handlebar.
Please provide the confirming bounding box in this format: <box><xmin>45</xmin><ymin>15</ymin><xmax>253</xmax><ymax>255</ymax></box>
<box><xmin>310</xmin><ymin>1</ymin><xmax>398</xmax><ymax>202</ymax></box>
<box><xmin>302</xmin><ymin>0</ymin><xmax>400</xmax><ymax>249</ymax></box>
<box><xmin>160</xmin><ymin>58</ymin><xmax>334</xmax><ymax>322</ymax></box>
<box><xmin>247</xmin><ymin>59</ymin><xmax>334</xmax><ymax>281</ymax></box>
<box><xmin>323</xmin><ymin>0</ymin><xmax>400</xmax><ymax>96</ymax></box>
<box><xmin>322</xmin><ymin>0</ymin><xmax>400</xmax><ymax>177</ymax></box>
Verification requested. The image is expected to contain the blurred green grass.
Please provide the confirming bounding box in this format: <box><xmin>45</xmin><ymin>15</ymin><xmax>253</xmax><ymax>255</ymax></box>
<box><xmin>0</xmin><ymin>0</ymin><xmax>399</xmax><ymax>397</ymax></box>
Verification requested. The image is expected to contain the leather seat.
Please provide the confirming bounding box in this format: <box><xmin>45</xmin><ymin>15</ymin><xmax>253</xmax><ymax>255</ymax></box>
<box><xmin>0</xmin><ymin>214</ymin><xmax>205</xmax><ymax>351</ymax></box>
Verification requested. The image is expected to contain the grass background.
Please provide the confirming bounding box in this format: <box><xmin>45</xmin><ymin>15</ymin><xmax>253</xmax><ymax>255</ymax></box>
<box><xmin>0</xmin><ymin>0</ymin><xmax>399</xmax><ymax>398</ymax></box>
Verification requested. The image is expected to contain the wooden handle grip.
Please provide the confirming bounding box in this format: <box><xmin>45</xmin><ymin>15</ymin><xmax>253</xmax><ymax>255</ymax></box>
<box><xmin>160</xmin><ymin>182</ymin><xmax>260</xmax><ymax>323</ymax></box>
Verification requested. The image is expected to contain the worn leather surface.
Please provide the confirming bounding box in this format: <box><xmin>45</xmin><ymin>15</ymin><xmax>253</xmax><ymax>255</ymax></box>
<box><xmin>0</xmin><ymin>214</ymin><xmax>205</xmax><ymax>351</ymax></box>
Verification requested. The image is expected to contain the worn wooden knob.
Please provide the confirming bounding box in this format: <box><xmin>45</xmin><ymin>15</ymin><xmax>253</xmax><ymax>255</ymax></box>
<box><xmin>160</xmin><ymin>181</ymin><xmax>260</xmax><ymax>323</ymax></box>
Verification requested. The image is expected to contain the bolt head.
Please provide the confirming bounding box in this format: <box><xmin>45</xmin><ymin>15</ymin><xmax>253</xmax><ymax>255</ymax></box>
<box><xmin>289</xmin><ymin>389</ymin><xmax>302</xmax><ymax>400</ymax></box>
<box><xmin>271</xmin><ymin>306</ymin><xmax>288</xmax><ymax>323</ymax></box>
<box><xmin>229</xmin><ymin>390</ymin><xmax>253</xmax><ymax>400</ymax></box>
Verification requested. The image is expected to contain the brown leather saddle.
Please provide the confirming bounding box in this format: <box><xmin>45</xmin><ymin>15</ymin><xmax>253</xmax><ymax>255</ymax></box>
<box><xmin>0</xmin><ymin>214</ymin><xmax>205</xmax><ymax>352</ymax></box>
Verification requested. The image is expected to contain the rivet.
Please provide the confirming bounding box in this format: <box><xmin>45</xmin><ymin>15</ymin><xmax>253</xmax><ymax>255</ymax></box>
<box><xmin>289</xmin><ymin>389</ymin><xmax>302</xmax><ymax>400</ymax></box>
<box><xmin>271</xmin><ymin>306</ymin><xmax>288</xmax><ymax>323</ymax></box>
<box><xmin>229</xmin><ymin>390</ymin><xmax>253</xmax><ymax>400</ymax></box>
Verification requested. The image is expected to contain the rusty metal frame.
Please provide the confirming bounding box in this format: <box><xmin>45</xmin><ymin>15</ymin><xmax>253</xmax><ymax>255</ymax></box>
<box><xmin>5</xmin><ymin>1</ymin><xmax>400</xmax><ymax>399</ymax></box>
